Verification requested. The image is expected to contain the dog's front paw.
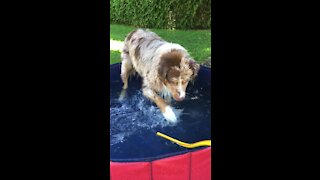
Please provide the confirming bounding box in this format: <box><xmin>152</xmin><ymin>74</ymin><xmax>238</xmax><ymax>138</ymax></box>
<box><xmin>162</xmin><ymin>106</ymin><xmax>177</xmax><ymax>123</ymax></box>
<box><xmin>118</xmin><ymin>89</ymin><xmax>127</xmax><ymax>101</ymax></box>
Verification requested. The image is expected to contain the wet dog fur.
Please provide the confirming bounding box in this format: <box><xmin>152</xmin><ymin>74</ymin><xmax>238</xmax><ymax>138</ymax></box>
<box><xmin>120</xmin><ymin>29</ymin><xmax>200</xmax><ymax>122</ymax></box>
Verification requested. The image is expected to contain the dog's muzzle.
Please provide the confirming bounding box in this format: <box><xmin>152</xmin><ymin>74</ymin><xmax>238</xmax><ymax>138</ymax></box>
<box><xmin>174</xmin><ymin>91</ymin><xmax>185</xmax><ymax>101</ymax></box>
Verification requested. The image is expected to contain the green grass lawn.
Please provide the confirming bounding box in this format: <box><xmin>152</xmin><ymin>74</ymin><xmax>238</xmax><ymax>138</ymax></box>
<box><xmin>110</xmin><ymin>24</ymin><xmax>211</xmax><ymax>64</ymax></box>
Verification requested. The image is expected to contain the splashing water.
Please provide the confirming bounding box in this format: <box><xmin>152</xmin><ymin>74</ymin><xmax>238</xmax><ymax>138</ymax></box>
<box><xmin>110</xmin><ymin>91</ymin><xmax>184</xmax><ymax>146</ymax></box>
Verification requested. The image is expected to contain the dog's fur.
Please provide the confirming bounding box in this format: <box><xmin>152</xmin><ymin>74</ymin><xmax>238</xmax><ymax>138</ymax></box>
<box><xmin>120</xmin><ymin>29</ymin><xmax>200</xmax><ymax>122</ymax></box>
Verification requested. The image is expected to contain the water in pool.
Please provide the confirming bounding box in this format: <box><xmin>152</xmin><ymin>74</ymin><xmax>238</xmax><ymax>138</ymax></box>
<box><xmin>110</xmin><ymin>64</ymin><xmax>211</xmax><ymax>161</ymax></box>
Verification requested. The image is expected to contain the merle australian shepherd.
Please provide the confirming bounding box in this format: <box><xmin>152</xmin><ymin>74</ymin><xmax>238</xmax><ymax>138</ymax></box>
<box><xmin>119</xmin><ymin>29</ymin><xmax>200</xmax><ymax>123</ymax></box>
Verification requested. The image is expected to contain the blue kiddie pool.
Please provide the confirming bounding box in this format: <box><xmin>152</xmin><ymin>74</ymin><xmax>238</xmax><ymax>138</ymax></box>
<box><xmin>110</xmin><ymin>63</ymin><xmax>211</xmax><ymax>180</ymax></box>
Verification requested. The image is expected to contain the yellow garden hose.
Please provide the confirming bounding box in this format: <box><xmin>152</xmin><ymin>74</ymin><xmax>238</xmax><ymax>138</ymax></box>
<box><xmin>156</xmin><ymin>132</ymin><xmax>211</xmax><ymax>149</ymax></box>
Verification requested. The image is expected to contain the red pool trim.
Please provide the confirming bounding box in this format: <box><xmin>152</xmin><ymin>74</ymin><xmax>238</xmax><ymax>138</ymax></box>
<box><xmin>110</xmin><ymin>147</ymin><xmax>211</xmax><ymax>180</ymax></box>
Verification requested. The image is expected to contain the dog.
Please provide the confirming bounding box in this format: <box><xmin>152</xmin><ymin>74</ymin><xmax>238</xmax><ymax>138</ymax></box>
<box><xmin>119</xmin><ymin>29</ymin><xmax>200</xmax><ymax>123</ymax></box>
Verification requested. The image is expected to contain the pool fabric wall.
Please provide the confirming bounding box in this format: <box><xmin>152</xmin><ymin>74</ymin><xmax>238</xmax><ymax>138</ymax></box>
<box><xmin>110</xmin><ymin>147</ymin><xmax>211</xmax><ymax>180</ymax></box>
<box><xmin>110</xmin><ymin>63</ymin><xmax>212</xmax><ymax>179</ymax></box>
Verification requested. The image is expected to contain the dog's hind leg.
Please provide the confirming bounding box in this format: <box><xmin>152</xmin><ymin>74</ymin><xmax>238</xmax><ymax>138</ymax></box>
<box><xmin>119</xmin><ymin>48</ymin><xmax>134</xmax><ymax>101</ymax></box>
<box><xmin>142</xmin><ymin>87</ymin><xmax>177</xmax><ymax>123</ymax></box>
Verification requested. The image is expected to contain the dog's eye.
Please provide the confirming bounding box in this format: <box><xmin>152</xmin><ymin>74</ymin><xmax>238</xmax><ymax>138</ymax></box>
<box><xmin>172</xmin><ymin>81</ymin><xmax>178</xmax><ymax>85</ymax></box>
<box><xmin>170</xmin><ymin>78</ymin><xmax>178</xmax><ymax>83</ymax></box>
<box><xmin>170</xmin><ymin>81</ymin><xmax>178</xmax><ymax>85</ymax></box>
<box><xmin>181</xmin><ymin>79</ymin><xmax>188</xmax><ymax>84</ymax></box>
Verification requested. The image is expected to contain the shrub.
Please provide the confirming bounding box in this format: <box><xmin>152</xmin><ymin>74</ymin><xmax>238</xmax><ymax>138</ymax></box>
<box><xmin>110</xmin><ymin>0</ymin><xmax>211</xmax><ymax>29</ymax></box>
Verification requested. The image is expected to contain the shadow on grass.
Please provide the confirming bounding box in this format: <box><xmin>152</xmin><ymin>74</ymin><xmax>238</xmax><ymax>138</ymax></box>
<box><xmin>110</xmin><ymin>50</ymin><xmax>121</xmax><ymax>64</ymax></box>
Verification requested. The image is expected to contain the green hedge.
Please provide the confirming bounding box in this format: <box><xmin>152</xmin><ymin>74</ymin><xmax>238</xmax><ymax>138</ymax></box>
<box><xmin>110</xmin><ymin>0</ymin><xmax>211</xmax><ymax>29</ymax></box>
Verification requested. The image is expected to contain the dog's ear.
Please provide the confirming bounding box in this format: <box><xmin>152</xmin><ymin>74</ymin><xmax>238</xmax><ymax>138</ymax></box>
<box><xmin>159</xmin><ymin>53</ymin><xmax>181</xmax><ymax>82</ymax></box>
<box><xmin>189</xmin><ymin>59</ymin><xmax>200</xmax><ymax>80</ymax></box>
<box><xmin>158</xmin><ymin>63</ymin><xmax>170</xmax><ymax>82</ymax></box>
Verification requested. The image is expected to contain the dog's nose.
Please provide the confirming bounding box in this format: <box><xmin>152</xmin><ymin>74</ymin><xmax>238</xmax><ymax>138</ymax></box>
<box><xmin>176</xmin><ymin>91</ymin><xmax>185</xmax><ymax>101</ymax></box>
<box><xmin>177</xmin><ymin>91</ymin><xmax>181</xmax><ymax>96</ymax></box>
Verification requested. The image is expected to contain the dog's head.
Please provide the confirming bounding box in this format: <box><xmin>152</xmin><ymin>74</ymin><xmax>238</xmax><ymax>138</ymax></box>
<box><xmin>158</xmin><ymin>50</ymin><xmax>200</xmax><ymax>101</ymax></box>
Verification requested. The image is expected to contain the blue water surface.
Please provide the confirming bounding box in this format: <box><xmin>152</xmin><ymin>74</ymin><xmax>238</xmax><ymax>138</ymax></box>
<box><xmin>110</xmin><ymin>63</ymin><xmax>211</xmax><ymax>162</ymax></box>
